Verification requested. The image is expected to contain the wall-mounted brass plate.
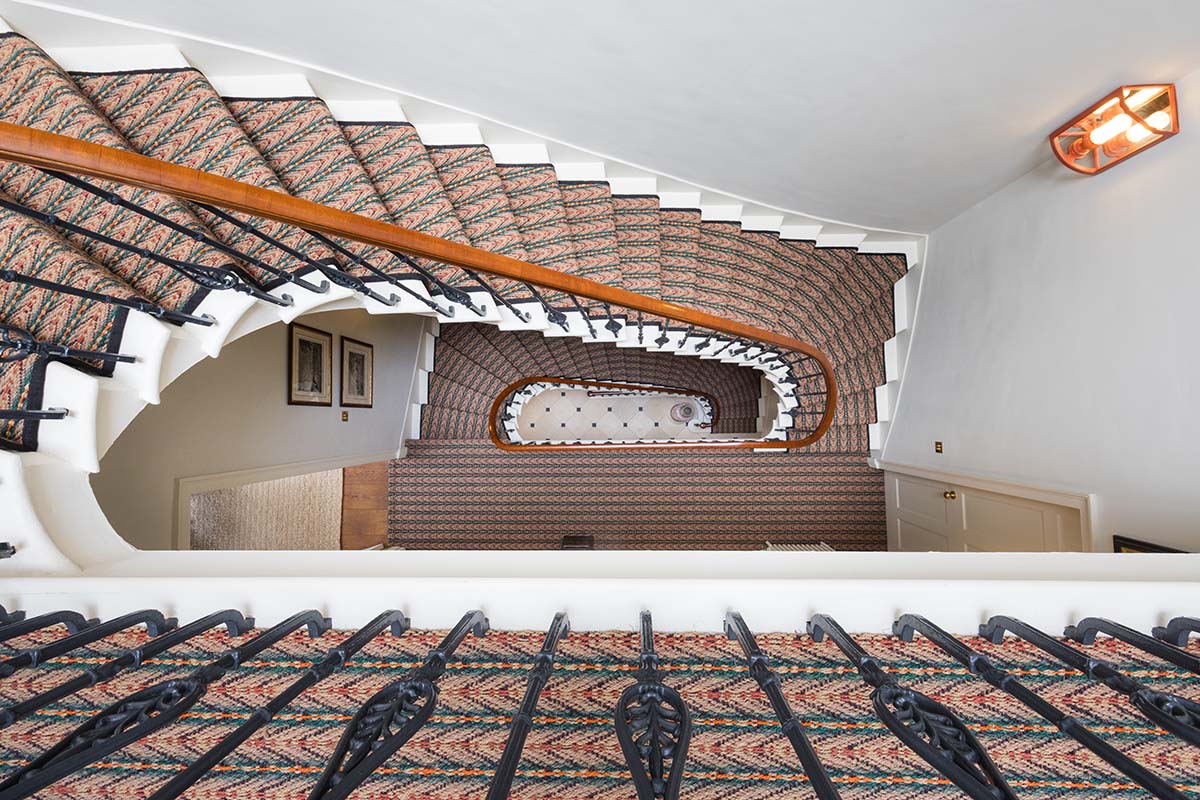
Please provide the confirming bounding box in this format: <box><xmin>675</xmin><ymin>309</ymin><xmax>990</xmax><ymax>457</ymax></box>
<box><xmin>341</xmin><ymin>411</ymin><xmax>349</xmax><ymax>422</ymax></box>
<box><xmin>934</xmin><ymin>441</ymin><xmax>943</xmax><ymax>453</ymax></box>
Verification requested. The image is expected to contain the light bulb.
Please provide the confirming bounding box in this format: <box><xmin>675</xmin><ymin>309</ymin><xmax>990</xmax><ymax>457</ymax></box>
<box><xmin>1126</xmin><ymin>110</ymin><xmax>1171</xmax><ymax>143</ymax></box>
<box><xmin>1124</xmin><ymin>87</ymin><xmax>1163</xmax><ymax>110</ymax></box>
<box><xmin>1089</xmin><ymin>113</ymin><xmax>1132</xmax><ymax>145</ymax></box>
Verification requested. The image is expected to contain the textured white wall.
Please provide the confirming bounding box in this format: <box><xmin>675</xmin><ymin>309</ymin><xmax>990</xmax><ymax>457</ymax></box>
<box><xmin>92</xmin><ymin>309</ymin><xmax>422</xmax><ymax>550</ymax></box>
<box><xmin>885</xmin><ymin>68</ymin><xmax>1200</xmax><ymax>552</ymax></box>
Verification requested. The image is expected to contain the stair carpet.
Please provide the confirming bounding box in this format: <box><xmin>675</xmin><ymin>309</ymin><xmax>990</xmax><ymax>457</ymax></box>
<box><xmin>0</xmin><ymin>30</ymin><xmax>906</xmax><ymax>460</ymax></box>
<box><xmin>421</xmin><ymin>322</ymin><xmax>763</xmax><ymax>440</ymax></box>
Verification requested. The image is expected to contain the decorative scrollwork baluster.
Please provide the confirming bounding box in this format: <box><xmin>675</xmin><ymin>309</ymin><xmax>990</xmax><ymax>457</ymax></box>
<box><xmin>809</xmin><ymin>613</ymin><xmax>1018</xmax><ymax>800</ymax></box>
<box><xmin>615</xmin><ymin>611</ymin><xmax>691</xmax><ymax>800</ymax></box>
<box><xmin>981</xmin><ymin>615</ymin><xmax>1200</xmax><ymax>748</ymax></box>
<box><xmin>149</xmin><ymin>610</ymin><xmax>409</xmax><ymax>800</ymax></box>
<box><xmin>896</xmin><ymin>614</ymin><xmax>1184</xmax><ymax>800</ymax></box>
<box><xmin>486</xmin><ymin>612</ymin><xmax>569</xmax><ymax>800</ymax></box>
<box><xmin>725</xmin><ymin>612</ymin><xmax>841</xmax><ymax>800</ymax></box>
<box><xmin>0</xmin><ymin>610</ymin><xmax>328</xmax><ymax>800</ymax></box>
<box><xmin>0</xmin><ymin>610</ymin><xmax>97</xmax><ymax>644</ymax></box>
<box><xmin>1153</xmin><ymin>617</ymin><xmax>1200</xmax><ymax>647</ymax></box>
<box><xmin>1065</xmin><ymin>616</ymin><xmax>1200</xmax><ymax>675</ymax></box>
<box><xmin>308</xmin><ymin>610</ymin><xmax>488</xmax><ymax>800</ymax></box>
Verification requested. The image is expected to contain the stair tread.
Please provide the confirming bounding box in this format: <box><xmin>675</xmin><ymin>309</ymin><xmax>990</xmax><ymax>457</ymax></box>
<box><xmin>72</xmin><ymin>67</ymin><xmax>337</xmax><ymax>286</ymax></box>
<box><xmin>658</xmin><ymin>208</ymin><xmax>702</xmax><ymax>307</ymax></box>
<box><xmin>0</xmin><ymin>34</ymin><xmax>228</xmax><ymax>312</ymax></box>
<box><xmin>612</xmin><ymin>195</ymin><xmax>662</xmax><ymax>296</ymax></box>
<box><xmin>558</xmin><ymin>181</ymin><xmax>621</xmax><ymax>286</ymax></box>
<box><xmin>426</xmin><ymin>144</ymin><xmax>528</xmax><ymax>260</ymax></box>
<box><xmin>496</xmin><ymin>163</ymin><xmax>580</xmax><ymax>272</ymax></box>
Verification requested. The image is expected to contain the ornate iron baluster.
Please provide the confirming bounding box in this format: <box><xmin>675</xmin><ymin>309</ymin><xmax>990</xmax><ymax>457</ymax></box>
<box><xmin>636</xmin><ymin>311</ymin><xmax>645</xmax><ymax>344</ymax></box>
<box><xmin>486</xmin><ymin>612</ymin><xmax>570</xmax><ymax>800</ymax></box>
<box><xmin>566</xmin><ymin>296</ymin><xmax>597</xmax><ymax>338</ymax></box>
<box><xmin>1</xmin><ymin>323</ymin><xmax>135</xmax><ymax>366</ymax></box>
<box><xmin>517</xmin><ymin>283</ymin><xmax>567</xmax><ymax>330</ymax></box>
<box><xmin>710</xmin><ymin>338</ymin><xmax>735</xmax><ymax>357</ymax></box>
<box><xmin>308</xmin><ymin>610</ymin><xmax>489</xmax><ymax>800</ymax></box>
<box><xmin>896</xmin><ymin>614</ymin><xmax>1185</xmax><ymax>800</ymax></box>
<box><xmin>0</xmin><ymin>195</ymin><xmax>292</xmax><ymax>307</ymax></box>
<box><xmin>0</xmin><ymin>610</ymin><xmax>327</xmax><ymax>800</ymax></box>
<box><xmin>0</xmin><ymin>610</ymin><xmax>97</xmax><ymax>644</ymax></box>
<box><xmin>1153</xmin><ymin>617</ymin><xmax>1200</xmax><ymax>647</ymax></box>
<box><xmin>604</xmin><ymin>305</ymin><xmax>624</xmax><ymax>335</ymax></box>
<box><xmin>42</xmin><ymin>170</ymin><xmax>328</xmax><ymax>294</ymax></box>
<box><xmin>980</xmin><ymin>615</ymin><xmax>1200</xmax><ymax>748</ymax></box>
<box><xmin>385</xmin><ymin>248</ymin><xmax>489</xmax><ymax>316</ymax></box>
<box><xmin>0</xmin><ymin>609</ymin><xmax>251</xmax><ymax>730</ymax></box>
<box><xmin>1065</xmin><ymin>617</ymin><xmax>1200</xmax><ymax>675</ymax></box>
<box><xmin>150</xmin><ymin>610</ymin><xmax>409</xmax><ymax>800</ymax></box>
<box><xmin>0</xmin><ymin>606</ymin><xmax>24</xmax><ymax>625</ymax></box>
<box><xmin>1</xmin><ymin>270</ymin><xmax>214</xmax><ymax>327</ymax></box>
<box><xmin>654</xmin><ymin>322</ymin><xmax>671</xmax><ymax>347</ymax></box>
<box><xmin>724</xmin><ymin>612</ymin><xmax>840</xmax><ymax>800</ymax></box>
<box><xmin>615</xmin><ymin>611</ymin><xmax>691</xmax><ymax>800</ymax></box>
<box><xmin>808</xmin><ymin>614</ymin><xmax>1018</xmax><ymax>800</ymax></box>
<box><xmin>0</xmin><ymin>609</ymin><xmax>174</xmax><ymax>680</ymax></box>
<box><xmin>458</xmin><ymin>269</ymin><xmax>530</xmax><ymax>322</ymax></box>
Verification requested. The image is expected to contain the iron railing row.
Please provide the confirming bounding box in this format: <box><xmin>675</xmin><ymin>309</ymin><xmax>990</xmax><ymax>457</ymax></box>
<box><xmin>0</xmin><ymin>126</ymin><xmax>834</xmax><ymax>448</ymax></box>
<box><xmin>0</xmin><ymin>605</ymin><xmax>1195</xmax><ymax>800</ymax></box>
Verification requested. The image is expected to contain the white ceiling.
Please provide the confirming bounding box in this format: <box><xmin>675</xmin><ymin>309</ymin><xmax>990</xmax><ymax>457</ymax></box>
<box><xmin>15</xmin><ymin>0</ymin><xmax>1200</xmax><ymax>232</ymax></box>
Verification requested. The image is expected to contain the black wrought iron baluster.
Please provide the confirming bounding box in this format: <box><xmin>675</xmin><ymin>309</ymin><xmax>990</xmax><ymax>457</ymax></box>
<box><xmin>0</xmin><ymin>610</ymin><xmax>97</xmax><ymax>644</ymax></box>
<box><xmin>604</xmin><ymin>304</ymin><xmax>623</xmax><ymax>335</ymax></box>
<box><xmin>0</xmin><ymin>270</ymin><xmax>214</xmax><ymax>327</ymax></box>
<box><xmin>457</xmin><ymin>268</ymin><xmax>530</xmax><ymax>322</ymax></box>
<box><xmin>308</xmin><ymin>610</ymin><xmax>489</xmax><ymax>800</ymax></box>
<box><xmin>150</xmin><ymin>610</ymin><xmax>409</xmax><ymax>800</ymax></box>
<box><xmin>0</xmin><ymin>408</ymin><xmax>68</xmax><ymax>421</ymax></box>
<box><xmin>196</xmin><ymin>202</ymin><xmax>343</xmax><ymax>291</ymax></box>
<box><xmin>980</xmin><ymin>615</ymin><xmax>1200</xmax><ymax>747</ymax></box>
<box><xmin>0</xmin><ymin>609</ymin><xmax>175</xmax><ymax>680</ymax></box>
<box><xmin>0</xmin><ymin>606</ymin><xmax>24</xmax><ymax>626</ymax></box>
<box><xmin>0</xmin><ymin>196</ymin><xmax>292</xmax><ymax>307</ymax></box>
<box><xmin>384</xmin><ymin>248</ymin><xmax>491</xmax><ymax>315</ymax></box>
<box><xmin>517</xmin><ymin>282</ymin><xmax>568</xmax><ymax>330</ymax></box>
<box><xmin>0</xmin><ymin>610</ymin><xmax>328</xmax><ymax>800</ymax></box>
<box><xmin>1066</xmin><ymin>617</ymin><xmax>1200</xmax><ymax>675</ymax></box>
<box><xmin>654</xmin><ymin>321</ymin><xmax>671</xmax><ymax>347</ymax></box>
<box><xmin>1153</xmin><ymin>617</ymin><xmax>1200</xmax><ymax>647</ymax></box>
<box><xmin>486</xmin><ymin>612</ymin><xmax>570</xmax><ymax>800</ymax></box>
<box><xmin>896</xmin><ymin>614</ymin><xmax>1185</xmax><ymax>800</ymax></box>
<box><xmin>0</xmin><ymin>609</ymin><xmax>252</xmax><ymax>730</ymax></box>
<box><xmin>1</xmin><ymin>323</ymin><xmax>135</xmax><ymax>366</ymax></box>
<box><xmin>808</xmin><ymin>613</ymin><xmax>1018</xmax><ymax>800</ymax></box>
<box><xmin>565</xmin><ymin>296</ymin><xmax>597</xmax><ymax>338</ymax></box>
<box><xmin>724</xmin><ymin>612</ymin><xmax>840</xmax><ymax>800</ymax></box>
<box><xmin>729</xmin><ymin>342</ymin><xmax>753</xmax><ymax>358</ymax></box>
<box><xmin>636</xmin><ymin>312</ymin><xmax>644</xmax><ymax>344</ymax></box>
<box><xmin>615</xmin><ymin>611</ymin><xmax>691</xmax><ymax>800</ymax></box>
<box><xmin>710</xmin><ymin>338</ymin><xmax>735</xmax><ymax>357</ymax></box>
<box><xmin>42</xmin><ymin>170</ymin><xmax>328</xmax><ymax>294</ymax></box>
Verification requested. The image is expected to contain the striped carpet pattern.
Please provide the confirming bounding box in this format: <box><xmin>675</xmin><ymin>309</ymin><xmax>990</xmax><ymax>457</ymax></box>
<box><xmin>388</xmin><ymin>444</ymin><xmax>885</xmax><ymax>549</ymax></box>
<box><xmin>1</xmin><ymin>623</ymin><xmax>1196</xmax><ymax>799</ymax></box>
<box><xmin>421</xmin><ymin>322</ymin><xmax>763</xmax><ymax>440</ymax></box>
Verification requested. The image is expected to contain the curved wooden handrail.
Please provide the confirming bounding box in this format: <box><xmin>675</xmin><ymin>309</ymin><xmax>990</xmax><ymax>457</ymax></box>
<box><xmin>0</xmin><ymin>121</ymin><xmax>836</xmax><ymax>447</ymax></box>
<box><xmin>489</xmin><ymin>376</ymin><xmax>732</xmax><ymax>451</ymax></box>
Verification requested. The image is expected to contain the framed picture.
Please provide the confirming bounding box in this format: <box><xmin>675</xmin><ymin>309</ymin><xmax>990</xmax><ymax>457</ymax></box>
<box><xmin>1112</xmin><ymin>535</ymin><xmax>1184</xmax><ymax>554</ymax></box>
<box><xmin>340</xmin><ymin>336</ymin><xmax>374</xmax><ymax>408</ymax></box>
<box><xmin>288</xmin><ymin>323</ymin><xmax>333</xmax><ymax>406</ymax></box>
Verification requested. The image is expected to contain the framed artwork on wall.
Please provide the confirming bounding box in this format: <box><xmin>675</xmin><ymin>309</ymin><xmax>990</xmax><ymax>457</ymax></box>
<box><xmin>340</xmin><ymin>336</ymin><xmax>374</xmax><ymax>408</ymax></box>
<box><xmin>288</xmin><ymin>323</ymin><xmax>333</xmax><ymax>406</ymax></box>
<box><xmin>1112</xmin><ymin>535</ymin><xmax>1184</xmax><ymax>554</ymax></box>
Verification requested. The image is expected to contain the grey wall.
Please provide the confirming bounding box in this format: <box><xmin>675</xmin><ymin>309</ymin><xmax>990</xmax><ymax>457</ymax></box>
<box><xmin>93</xmin><ymin>309</ymin><xmax>424</xmax><ymax>550</ymax></box>
<box><xmin>884</xmin><ymin>68</ymin><xmax>1200</xmax><ymax>552</ymax></box>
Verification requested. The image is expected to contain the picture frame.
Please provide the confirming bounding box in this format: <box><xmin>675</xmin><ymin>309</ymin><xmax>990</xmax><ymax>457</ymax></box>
<box><xmin>287</xmin><ymin>323</ymin><xmax>333</xmax><ymax>406</ymax></box>
<box><xmin>340</xmin><ymin>336</ymin><xmax>374</xmax><ymax>408</ymax></box>
<box><xmin>1112</xmin><ymin>535</ymin><xmax>1184</xmax><ymax>554</ymax></box>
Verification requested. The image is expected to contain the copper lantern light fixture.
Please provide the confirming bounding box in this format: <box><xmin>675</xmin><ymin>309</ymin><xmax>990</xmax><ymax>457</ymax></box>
<box><xmin>1050</xmin><ymin>84</ymin><xmax>1178</xmax><ymax>175</ymax></box>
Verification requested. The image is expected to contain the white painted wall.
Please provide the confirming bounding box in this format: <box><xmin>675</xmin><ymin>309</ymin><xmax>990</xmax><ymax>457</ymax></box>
<box><xmin>884</xmin><ymin>67</ymin><xmax>1200</xmax><ymax>553</ymax></box>
<box><xmin>91</xmin><ymin>309</ymin><xmax>423</xmax><ymax>550</ymax></box>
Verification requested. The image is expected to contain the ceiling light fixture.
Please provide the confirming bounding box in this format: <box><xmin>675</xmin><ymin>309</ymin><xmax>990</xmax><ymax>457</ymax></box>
<box><xmin>1050</xmin><ymin>84</ymin><xmax>1178</xmax><ymax>175</ymax></box>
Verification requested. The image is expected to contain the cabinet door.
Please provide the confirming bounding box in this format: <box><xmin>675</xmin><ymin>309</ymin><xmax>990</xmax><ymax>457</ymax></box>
<box><xmin>953</xmin><ymin>485</ymin><xmax>1083</xmax><ymax>552</ymax></box>
<box><xmin>888</xmin><ymin>473</ymin><xmax>952</xmax><ymax>551</ymax></box>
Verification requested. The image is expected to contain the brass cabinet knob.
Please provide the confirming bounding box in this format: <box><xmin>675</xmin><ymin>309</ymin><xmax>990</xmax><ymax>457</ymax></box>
<box><xmin>943</xmin><ymin>490</ymin><xmax>957</xmax><ymax>500</ymax></box>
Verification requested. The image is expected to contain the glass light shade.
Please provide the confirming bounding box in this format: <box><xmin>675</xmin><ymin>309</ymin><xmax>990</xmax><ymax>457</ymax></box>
<box><xmin>1050</xmin><ymin>84</ymin><xmax>1179</xmax><ymax>175</ymax></box>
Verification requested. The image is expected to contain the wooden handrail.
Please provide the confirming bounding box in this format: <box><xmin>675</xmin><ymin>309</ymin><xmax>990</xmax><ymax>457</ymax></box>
<box><xmin>0</xmin><ymin>121</ymin><xmax>836</xmax><ymax>447</ymax></box>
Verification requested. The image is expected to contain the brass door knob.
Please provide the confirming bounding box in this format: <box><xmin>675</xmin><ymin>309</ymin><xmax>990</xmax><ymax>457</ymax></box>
<box><xmin>943</xmin><ymin>490</ymin><xmax>957</xmax><ymax>500</ymax></box>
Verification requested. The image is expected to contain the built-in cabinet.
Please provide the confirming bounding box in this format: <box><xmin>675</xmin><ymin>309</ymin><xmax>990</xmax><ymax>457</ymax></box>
<box><xmin>884</xmin><ymin>466</ymin><xmax>1089</xmax><ymax>552</ymax></box>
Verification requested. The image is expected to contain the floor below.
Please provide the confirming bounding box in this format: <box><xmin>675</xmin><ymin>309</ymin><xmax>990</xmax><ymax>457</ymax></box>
<box><xmin>386</xmin><ymin>441</ymin><xmax>886</xmax><ymax>550</ymax></box>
